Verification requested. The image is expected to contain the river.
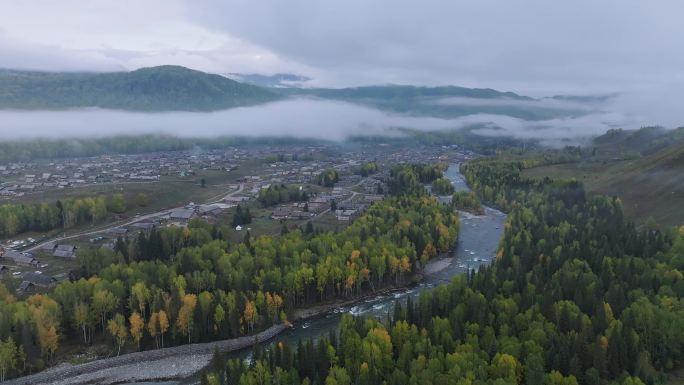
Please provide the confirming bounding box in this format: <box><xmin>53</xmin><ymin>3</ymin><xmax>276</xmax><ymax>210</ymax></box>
<box><xmin>129</xmin><ymin>163</ymin><xmax>506</xmax><ymax>385</ymax></box>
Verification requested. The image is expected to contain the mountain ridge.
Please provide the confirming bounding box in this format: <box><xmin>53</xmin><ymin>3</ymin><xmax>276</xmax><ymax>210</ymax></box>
<box><xmin>0</xmin><ymin>65</ymin><xmax>281</xmax><ymax>111</ymax></box>
<box><xmin>0</xmin><ymin>66</ymin><xmax>601</xmax><ymax>121</ymax></box>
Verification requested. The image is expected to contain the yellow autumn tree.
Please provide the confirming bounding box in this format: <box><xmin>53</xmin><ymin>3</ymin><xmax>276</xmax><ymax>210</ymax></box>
<box><xmin>107</xmin><ymin>313</ymin><xmax>127</xmax><ymax>356</ymax></box>
<box><xmin>243</xmin><ymin>300</ymin><xmax>257</xmax><ymax>334</ymax></box>
<box><xmin>27</xmin><ymin>295</ymin><xmax>60</xmax><ymax>363</ymax></box>
<box><xmin>421</xmin><ymin>242</ymin><xmax>437</xmax><ymax>267</ymax></box>
<box><xmin>436</xmin><ymin>223</ymin><xmax>451</xmax><ymax>252</ymax></box>
<box><xmin>265</xmin><ymin>292</ymin><xmax>285</xmax><ymax>323</ymax></box>
<box><xmin>129</xmin><ymin>312</ymin><xmax>144</xmax><ymax>350</ymax></box>
<box><xmin>148</xmin><ymin>312</ymin><xmax>159</xmax><ymax>348</ymax></box>
<box><xmin>158</xmin><ymin>310</ymin><xmax>169</xmax><ymax>348</ymax></box>
<box><xmin>130</xmin><ymin>282</ymin><xmax>150</xmax><ymax>321</ymax></box>
<box><xmin>37</xmin><ymin>326</ymin><xmax>58</xmax><ymax>364</ymax></box>
<box><xmin>176</xmin><ymin>294</ymin><xmax>197</xmax><ymax>344</ymax></box>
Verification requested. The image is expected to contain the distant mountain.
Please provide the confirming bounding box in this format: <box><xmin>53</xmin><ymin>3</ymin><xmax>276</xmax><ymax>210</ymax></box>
<box><xmin>0</xmin><ymin>66</ymin><xmax>600</xmax><ymax>120</ymax></box>
<box><xmin>227</xmin><ymin>73</ymin><xmax>311</xmax><ymax>88</ymax></box>
<box><xmin>280</xmin><ymin>84</ymin><xmax>530</xmax><ymax>100</ymax></box>
<box><xmin>0</xmin><ymin>66</ymin><xmax>281</xmax><ymax>111</ymax></box>
<box><xmin>277</xmin><ymin>85</ymin><xmax>585</xmax><ymax>120</ymax></box>
<box><xmin>547</xmin><ymin>93</ymin><xmax>617</xmax><ymax>103</ymax></box>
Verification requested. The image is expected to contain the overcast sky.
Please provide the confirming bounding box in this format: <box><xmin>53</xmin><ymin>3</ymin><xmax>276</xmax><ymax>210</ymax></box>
<box><xmin>0</xmin><ymin>1</ymin><xmax>682</xmax><ymax>139</ymax></box>
<box><xmin>0</xmin><ymin>1</ymin><xmax>682</xmax><ymax>96</ymax></box>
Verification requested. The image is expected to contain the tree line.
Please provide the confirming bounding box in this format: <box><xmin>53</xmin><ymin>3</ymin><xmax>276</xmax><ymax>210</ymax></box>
<box><xmin>387</xmin><ymin>163</ymin><xmax>447</xmax><ymax>195</ymax></box>
<box><xmin>318</xmin><ymin>169</ymin><xmax>339</xmax><ymax>188</ymax></box>
<box><xmin>431</xmin><ymin>177</ymin><xmax>455</xmax><ymax>195</ymax></box>
<box><xmin>0</xmin><ymin>193</ymin><xmax>133</xmax><ymax>238</ymax></box>
<box><xmin>258</xmin><ymin>185</ymin><xmax>309</xmax><ymax>207</ymax></box>
<box><xmin>264</xmin><ymin>153</ymin><xmax>315</xmax><ymax>164</ymax></box>
<box><xmin>232</xmin><ymin>205</ymin><xmax>253</xmax><ymax>227</ymax></box>
<box><xmin>451</xmin><ymin>191</ymin><xmax>483</xmax><ymax>214</ymax></box>
<box><xmin>357</xmin><ymin>162</ymin><xmax>379</xmax><ymax>177</ymax></box>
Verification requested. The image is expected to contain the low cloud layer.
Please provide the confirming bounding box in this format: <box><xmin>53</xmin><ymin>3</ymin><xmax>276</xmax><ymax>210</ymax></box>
<box><xmin>0</xmin><ymin>98</ymin><xmax>650</xmax><ymax>147</ymax></box>
<box><xmin>432</xmin><ymin>96</ymin><xmax>595</xmax><ymax>112</ymax></box>
<box><xmin>470</xmin><ymin>113</ymin><xmax>628</xmax><ymax>147</ymax></box>
<box><xmin>0</xmin><ymin>100</ymin><xmax>454</xmax><ymax>141</ymax></box>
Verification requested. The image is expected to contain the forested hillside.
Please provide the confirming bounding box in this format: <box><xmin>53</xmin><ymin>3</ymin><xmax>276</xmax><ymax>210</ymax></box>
<box><xmin>202</xmin><ymin>159</ymin><xmax>684</xmax><ymax>385</ymax></box>
<box><xmin>0</xmin><ymin>66</ymin><xmax>280</xmax><ymax>111</ymax></box>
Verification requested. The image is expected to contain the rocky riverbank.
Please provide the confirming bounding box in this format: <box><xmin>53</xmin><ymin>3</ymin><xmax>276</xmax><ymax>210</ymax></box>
<box><xmin>4</xmin><ymin>324</ymin><xmax>290</xmax><ymax>385</ymax></box>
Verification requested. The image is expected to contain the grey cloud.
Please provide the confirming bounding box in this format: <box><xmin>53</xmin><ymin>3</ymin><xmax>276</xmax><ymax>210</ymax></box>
<box><xmin>187</xmin><ymin>1</ymin><xmax>684</xmax><ymax>93</ymax></box>
<box><xmin>0</xmin><ymin>31</ymin><xmax>125</xmax><ymax>72</ymax></box>
<box><xmin>183</xmin><ymin>1</ymin><xmax>684</xmax><ymax>129</ymax></box>
<box><xmin>469</xmin><ymin>113</ymin><xmax>628</xmax><ymax>147</ymax></box>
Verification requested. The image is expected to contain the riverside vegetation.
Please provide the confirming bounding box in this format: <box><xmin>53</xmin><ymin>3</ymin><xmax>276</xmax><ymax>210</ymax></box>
<box><xmin>198</xmin><ymin>158</ymin><xmax>683</xmax><ymax>385</ymax></box>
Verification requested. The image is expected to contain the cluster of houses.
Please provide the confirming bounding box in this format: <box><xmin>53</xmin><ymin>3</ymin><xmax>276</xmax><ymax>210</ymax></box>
<box><xmin>0</xmin><ymin>248</ymin><xmax>59</xmax><ymax>294</ymax></box>
<box><xmin>0</xmin><ymin>248</ymin><xmax>39</xmax><ymax>267</ymax></box>
<box><xmin>269</xmin><ymin>190</ymin><xmax>385</xmax><ymax>222</ymax></box>
<box><xmin>0</xmin><ymin>243</ymin><xmax>78</xmax><ymax>266</ymax></box>
<box><xmin>271</xmin><ymin>204</ymin><xmax>316</xmax><ymax>221</ymax></box>
<box><xmin>18</xmin><ymin>273</ymin><xmax>57</xmax><ymax>293</ymax></box>
<box><xmin>264</xmin><ymin>159</ymin><xmax>362</xmax><ymax>185</ymax></box>
<box><xmin>269</xmin><ymin>187</ymin><xmax>346</xmax><ymax>221</ymax></box>
<box><xmin>0</xmin><ymin>149</ymin><xmax>248</xmax><ymax>199</ymax></box>
<box><xmin>41</xmin><ymin>243</ymin><xmax>78</xmax><ymax>259</ymax></box>
<box><xmin>165</xmin><ymin>202</ymin><xmax>234</xmax><ymax>226</ymax></box>
<box><xmin>334</xmin><ymin>195</ymin><xmax>383</xmax><ymax>221</ymax></box>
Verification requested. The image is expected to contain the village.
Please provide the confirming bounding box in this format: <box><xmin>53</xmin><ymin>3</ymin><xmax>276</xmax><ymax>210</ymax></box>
<box><xmin>0</xmin><ymin>142</ymin><xmax>473</xmax><ymax>296</ymax></box>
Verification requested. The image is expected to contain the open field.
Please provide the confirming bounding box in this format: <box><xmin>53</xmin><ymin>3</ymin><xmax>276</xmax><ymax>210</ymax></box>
<box><xmin>6</xmin><ymin>170</ymin><xmax>238</xmax><ymax>214</ymax></box>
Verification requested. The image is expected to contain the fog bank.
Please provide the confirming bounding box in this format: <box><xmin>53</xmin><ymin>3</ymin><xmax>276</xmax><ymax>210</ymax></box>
<box><xmin>0</xmin><ymin>97</ymin><xmax>670</xmax><ymax>147</ymax></box>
